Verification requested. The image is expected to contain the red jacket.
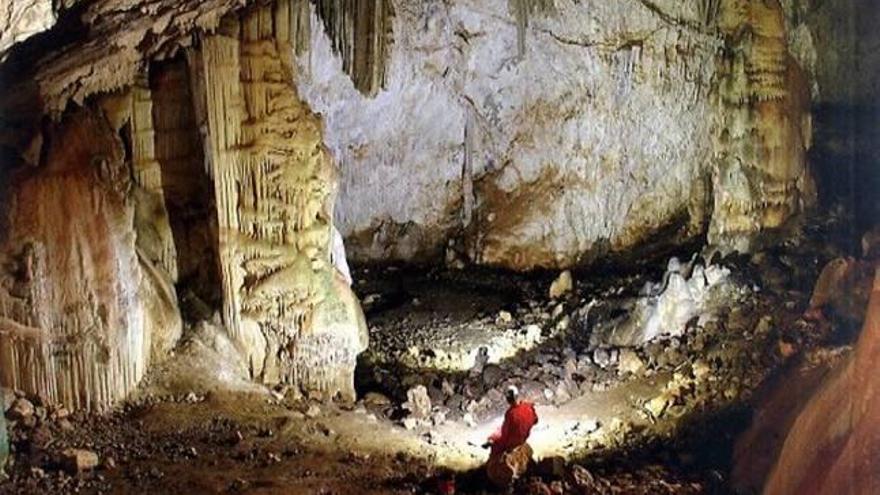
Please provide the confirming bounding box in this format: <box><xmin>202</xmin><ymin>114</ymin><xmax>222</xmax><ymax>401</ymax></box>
<box><xmin>489</xmin><ymin>401</ymin><xmax>538</xmax><ymax>454</ymax></box>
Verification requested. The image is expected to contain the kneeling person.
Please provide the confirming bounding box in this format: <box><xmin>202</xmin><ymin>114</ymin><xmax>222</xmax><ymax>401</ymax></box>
<box><xmin>484</xmin><ymin>386</ymin><xmax>538</xmax><ymax>487</ymax></box>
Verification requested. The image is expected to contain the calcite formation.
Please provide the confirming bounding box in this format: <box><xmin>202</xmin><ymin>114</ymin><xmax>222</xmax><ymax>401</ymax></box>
<box><xmin>589</xmin><ymin>256</ymin><xmax>732</xmax><ymax>347</ymax></box>
<box><xmin>0</xmin><ymin>392</ymin><xmax>6</xmax><ymax>469</ymax></box>
<box><xmin>0</xmin><ymin>0</ymin><xmax>370</xmax><ymax>408</ymax></box>
<box><xmin>708</xmin><ymin>0</ymin><xmax>816</xmax><ymax>252</ymax></box>
<box><xmin>0</xmin><ymin>0</ymin><xmax>56</xmax><ymax>61</ymax></box>
<box><xmin>199</xmin><ymin>4</ymin><xmax>366</xmax><ymax>400</ymax></box>
<box><xmin>0</xmin><ymin>104</ymin><xmax>181</xmax><ymax>410</ymax></box>
<box><xmin>291</xmin><ymin>0</ymin><xmax>394</xmax><ymax>96</ymax></box>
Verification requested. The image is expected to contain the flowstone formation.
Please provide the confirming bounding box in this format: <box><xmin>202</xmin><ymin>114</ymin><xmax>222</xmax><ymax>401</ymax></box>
<box><xmin>200</xmin><ymin>5</ymin><xmax>367</xmax><ymax>400</ymax></box>
<box><xmin>708</xmin><ymin>0</ymin><xmax>816</xmax><ymax>252</ymax></box>
<box><xmin>0</xmin><ymin>0</ymin><xmax>55</xmax><ymax>61</ymax></box>
<box><xmin>0</xmin><ymin>103</ymin><xmax>181</xmax><ymax>411</ymax></box>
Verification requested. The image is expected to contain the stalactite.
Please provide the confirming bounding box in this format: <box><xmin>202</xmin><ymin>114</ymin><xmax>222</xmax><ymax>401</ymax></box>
<box><xmin>290</xmin><ymin>0</ymin><xmax>393</xmax><ymax>96</ymax></box>
<box><xmin>509</xmin><ymin>0</ymin><xmax>555</xmax><ymax>59</ymax></box>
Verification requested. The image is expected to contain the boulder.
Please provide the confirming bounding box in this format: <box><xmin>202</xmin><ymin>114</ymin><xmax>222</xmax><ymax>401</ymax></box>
<box><xmin>618</xmin><ymin>349</ymin><xmax>646</xmax><ymax>375</ymax></box>
<box><xmin>6</xmin><ymin>397</ymin><xmax>35</xmax><ymax>421</ymax></box>
<box><xmin>60</xmin><ymin>448</ymin><xmax>99</xmax><ymax>474</ymax></box>
<box><xmin>487</xmin><ymin>443</ymin><xmax>533</xmax><ymax>488</ymax></box>
<box><xmin>549</xmin><ymin>271</ymin><xmax>573</xmax><ymax>299</ymax></box>
<box><xmin>763</xmin><ymin>269</ymin><xmax>880</xmax><ymax>495</ymax></box>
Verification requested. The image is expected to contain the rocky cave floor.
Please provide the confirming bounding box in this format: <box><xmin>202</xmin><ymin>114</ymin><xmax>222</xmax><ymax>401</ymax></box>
<box><xmin>0</xmin><ymin>215</ymin><xmax>862</xmax><ymax>494</ymax></box>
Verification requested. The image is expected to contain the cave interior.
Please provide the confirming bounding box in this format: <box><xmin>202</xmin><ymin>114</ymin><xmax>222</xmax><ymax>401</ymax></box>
<box><xmin>0</xmin><ymin>0</ymin><xmax>878</xmax><ymax>494</ymax></box>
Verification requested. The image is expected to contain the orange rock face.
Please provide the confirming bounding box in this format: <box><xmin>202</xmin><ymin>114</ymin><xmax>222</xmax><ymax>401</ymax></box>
<box><xmin>0</xmin><ymin>108</ymin><xmax>147</xmax><ymax>410</ymax></box>
<box><xmin>764</xmin><ymin>268</ymin><xmax>880</xmax><ymax>495</ymax></box>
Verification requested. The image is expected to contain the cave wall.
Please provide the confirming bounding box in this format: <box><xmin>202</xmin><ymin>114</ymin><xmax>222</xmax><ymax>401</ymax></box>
<box><xmin>0</xmin><ymin>102</ymin><xmax>181</xmax><ymax>411</ymax></box>
<box><xmin>297</xmin><ymin>0</ymin><xmax>817</xmax><ymax>269</ymax></box>
<box><xmin>793</xmin><ymin>0</ymin><xmax>880</xmax><ymax>236</ymax></box>
<box><xmin>761</xmin><ymin>268</ymin><xmax>880</xmax><ymax>495</ymax></box>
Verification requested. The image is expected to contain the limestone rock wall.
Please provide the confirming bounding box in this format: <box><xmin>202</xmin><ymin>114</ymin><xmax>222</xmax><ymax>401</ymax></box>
<box><xmin>296</xmin><ymin>0</ymin><xmax>817</xmax><ymax>269</ymax></box>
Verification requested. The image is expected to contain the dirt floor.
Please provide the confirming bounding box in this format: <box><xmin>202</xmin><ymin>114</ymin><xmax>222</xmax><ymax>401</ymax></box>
<box><xmin>0</xmin><ymin>215</ymin><xmax>861</xmax><ymax>494</ymax></box>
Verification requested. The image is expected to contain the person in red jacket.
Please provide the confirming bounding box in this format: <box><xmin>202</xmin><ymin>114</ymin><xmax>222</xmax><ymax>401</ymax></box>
<box><xmin>483</xmin><ymin>386</ymin><xmax>538</xmax><ymax>487</ymax></box>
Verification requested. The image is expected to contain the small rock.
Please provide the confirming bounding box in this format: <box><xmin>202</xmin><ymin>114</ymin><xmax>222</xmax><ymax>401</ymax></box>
<box><xmin>431</xmin><ymin>410</ymin><xmax>447</xmax><ymax>426</ymax></box>
<box><xmin>482</xmin><ymin>364</ymin><xmax>504</xmax><ymax>384</ymax></box>
<box><xmin>51</xmin><ymin>407</ymin><xmax>71</xmax><ymax>420</ymax></box>
<box><xmin>6</xmin><ymin>397</ymin><xmax>35</xmax><ymax>421</ymax></box>
<box><xmin>618</xmin><ymin>349</ymin><xmax>645</xmax><ymax>375</ymax></box>
<box><xmin>524</xmin><ymin>479</ymin><xmax>552</xmax><ymax>495</ymax></box>
<box><xmin>231</xmin><ymin>478</ymin><xmax>251</xmax><ymax>491</ymax></box>
<box><xmin>555</xmin><ymin>316</ymin><xmax>570</xmax><ymax>331</ymax></box>
<box><xmin>403</xmin><ymin>385</ymin><xmax>432</xmax><ymax>419</ymax></box>
<box><xmin>645</xmin><ymin>395</ymin><xmax>669</xmax><ymax>418</ymax></box>
<box><xmin>60</xmin><ymin>448</ymin><xmax>100</xmax><ymax>474</ymax></box>
<box><xmin>778</xmin><ymin>339</ymin><xmax>797</xmax><ymax>358</ymax></box>
<box><xmin>463</xmin><ymin>413</ymin><xmax>477</xmax><ymax>427</ymax></box>
<box><xmin>305</xmin><ymin>404</ymin><xmax>321</xmax><ymax>419</ymax></box>
<box><xmin>496</xmin><ymin>310</ymin><xmax>513</xmax><ymax>325</ymax></box>
<box><xmin>592</xmin><ymin>348</ymin><xmax>611</xmax><ymax>368</ymax></box>
<box><xmin>362</xmin><ymin>392</ymin><xmax>392</xmax><ymax>407</ymax></box>
<box><xmin>537</xmin><ymin>456</ymin><xmax>567</xmax><ymax>478</ymax></box>
<box><xmin>102</xmin><ymin>457</ymin><xmax>117</xmax><ymax>470</ymax></box>
<box><xmin>692</xmin><ymin>360</ymin><xmax>711</xmax><ymax>381</ymax></box>
<box><xmin>549</xmin><ymin>271</ymin><xmax>574</xmax><ymax>299</ymax></box>
<box><xmin>568</xmin><ymin>465</ymin><xmax>596</xmax><ymax>490</ymax></box>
